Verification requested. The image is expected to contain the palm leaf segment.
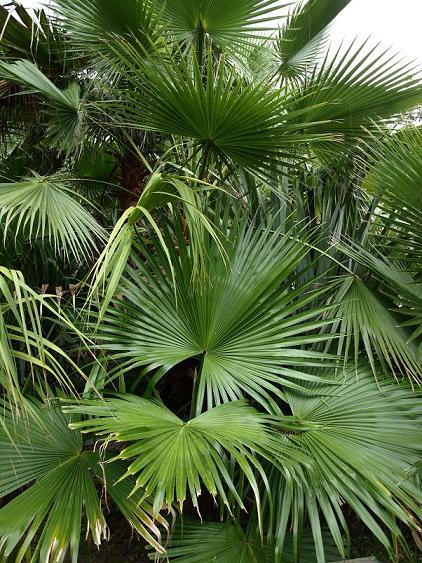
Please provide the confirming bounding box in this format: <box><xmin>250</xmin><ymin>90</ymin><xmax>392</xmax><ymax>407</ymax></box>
<box><xmin>276</xmin><ymin>0</ymin><xmax>352</xmax><ymax>79</ymax></box>
<box><xmin>65</xmin><ymin>397</ymin><xmax>284</xmax><ymax>518</ymax></box>
<box><xmin>87</xmin><ymin>171</ymin><xmax>219</xmax><ymax>319</ymax></box>
<box><xmin>288</xmin><ymin>40</ymin><xmax>422</xmax><ymax>158</ymax></box>
<box><xmin>0</xmin><ymin>173</ymin><xmax>106</xmax><ymax>259</ymax></box>
<box><xmin>96</xmin><ymin>219</ymin><xmax>336</xmax><ymax>412</ymax></box>
<box><xmin>265</xmin><ymin>365</ymin><xmax>422</xmax><ymax>563</ymax></box>
<box><xmin>0</xmin><ymin>60</ymin><xmax>87</xmax><ymax>152</ymax></box>
<box><xmin>0</xmin><ymin>267</ymin><xmax>87</xmax><ymax>402</ymax></box>
<box><xmin>162</xmin><ymin>0</ymin><xmax>287</xmax><ymax>49</ymax></box>
<box><xmin>0</xmin><ymin>398</ymin><xmax>167</xmax><ymax>562</ymax></box>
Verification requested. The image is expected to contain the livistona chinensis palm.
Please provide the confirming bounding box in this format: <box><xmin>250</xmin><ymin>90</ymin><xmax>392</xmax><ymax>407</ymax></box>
<box><xmin>0</xmin><ymin>1</ymin><xmax>421</xmax><ymax>561</ymax></box>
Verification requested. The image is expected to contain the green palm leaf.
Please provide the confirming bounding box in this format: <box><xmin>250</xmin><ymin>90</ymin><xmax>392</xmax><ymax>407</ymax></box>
<box><xmin>108</xmin><ymin>43</ymin><xmax>330</xmax><ymax>178</ymax></box>
<box><xmin>0</xmin><ymin>267</ymin><xmax>89</xmax><ymax>401</ymax></box>
<box><xmin>361</xmin><ymin>127</ymin><xmax>422</xmax><ymax>264</ymax></box>
<box><xmin>264</xmin><ymin>365</ymin><xmax>422</xmax><ymax>563</ymax></box>
<box><xmin>64</xmin><ymin>398</ymin><xmax>282</xmax><ymax>517</ymax></box>
<box><xmin>0</xmin><ymin>60</ymin><xmax>87</xmax><ymax>152</ymax></box>
<box><xmin>336</xmin><ymin>241</ymin><xmax>422</xmax><ymax>358</ymax></box>
<box><xmin>0</xmin><ymin>173</ymin><xmax>106</xmax><ymax>259</ymax></box>
<box><xmin>276</xmin><ymin>0</ymin><xmax>352</xmax><ymax>80</ymax></box>
<box><xmin>161</xmin><ymin>520</ymin><xmax>341</xmax><ymax>562</ymax></box>
<box><xmin>94</xmin><ymin>217</ymin><xmax>336</xmax><ymax>412</ymax></box>
<box><xmin>0</xmin><ymin>398</ymin><xmax>167</xmax><ymax>562</ymax></box>
<box><xmin>287</xmin><ymin>40</ymin><xmax>422</xmax><ymax>158</ymax></box>
<box><xmin>161</xmin><ymin>0</ymin><xmax>288</xmax><ymax>50</ymax></box>
<box><xmin>325</xmin><ymin>274</ymin><xmax>421</xmax><ymax>382</ymax></box>
<box><xmin>86</xmin><ymin>171</ymin><xmax>221</xmax><ymax>319</ymax></box>
<box><xmin>0</xmin><ymin>4</ymin><xmax>68</xmax><ymax>73</ymax></box>
<box><xmin>53</xmin><ymin>0</ymin><xmax>162</xmax><ymax>76</ymax></box>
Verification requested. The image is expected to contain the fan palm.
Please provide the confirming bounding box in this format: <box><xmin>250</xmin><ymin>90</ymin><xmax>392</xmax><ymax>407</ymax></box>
<box><xmin>0</xmin><ymin>397</ymin><xmax>167</xmax><ymax>562</ymax></box>
<box><xmin>0</xmin><ymin>0</ymin><xmax>421</xmax><ymax>561</ymax></box>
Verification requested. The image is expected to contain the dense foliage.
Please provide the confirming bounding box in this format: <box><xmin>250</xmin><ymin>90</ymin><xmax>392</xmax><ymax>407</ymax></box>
<box><xmin>0</xmin><ymin>1</ymin><xmax>421</xmax><ymax>561</ymax></box>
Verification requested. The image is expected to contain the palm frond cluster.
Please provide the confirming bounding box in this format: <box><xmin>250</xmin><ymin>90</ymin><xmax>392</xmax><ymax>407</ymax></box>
<box><xmin>0</xmin><ymin>1</ymin><xmax>421</xmax><ymax>561</ymax></box>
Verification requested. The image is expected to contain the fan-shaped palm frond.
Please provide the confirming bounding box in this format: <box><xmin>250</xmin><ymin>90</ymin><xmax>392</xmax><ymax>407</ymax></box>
<box><xmin>162</xmin><ymin>520</ymin><xmax>341</xmax><ymax>562</ymax></box>
<box><xmin>64</xmin><ymin>398</ymin><xmax>284</xmax><ymax>518</ymax></box>
<box><xmin>93</xmin><ymin>216</ymin><xmax>336</xmax><ymax>413</ymax></box>
<box><xmin>109</xmin><ymin>43</ymin><xmax>331</xmax><ymax>179</ymax></box>
<box><xmin>344</xmin><ymin>243</ymin><xmax>422</xmax><ymax>359</ymax></box>
<box><xmin>263</xmin><ymin>365</ymin><xmax>422</xmax><ymax>563</ymax></box>
<box><xmin>287</xmin><ymin>40</ymin><xmax>422</xmax><ymax>159</ymax></box>
<box><xmin>0</xmin><ymin>60</ymin><xmax>88</xmax><ymax>152</ymax></box>
<box><xmin>276</xmin><ymin>0</ymin><xmax>352</xmax><ymax>80</ymax></box>
<box><xmin>53</xmin><ymin>0</ymin><xmax>162</xmax><ymax>78</ymax></box>
<box><xmin>161</xmin><ymin>0</ymin><xmax>288</xmax><ymax>51</ymax></box>
<box><xmin>0</xmin><ymin>173</ymin><xmax>106</xmax><ymax>259</ymax></box>
<box><xmin>0</xmin><ymin>1</ymin><xmax>421</xmax><ymax>560</ymax></box>
<box><xmin>361</xmin><ymin>127</ymin><xmax>422</xmax><ymax>264</ymax></box>
<box><xmin>0</xmin><ymin>398</ymin><xmax>167</xmax><ymax>562</ymax></box>
<box><xmin>323</xmin><ymin>274</ymin><xmax>421</xmax><ymax>382</ymax></box>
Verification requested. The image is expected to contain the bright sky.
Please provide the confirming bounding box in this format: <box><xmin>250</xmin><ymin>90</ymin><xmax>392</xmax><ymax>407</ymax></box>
<box><xmin>330</xmin><ymin>0</ymin><xmax>422</xmax><ymax>64</ymax></box>
<box><xmin>2</xmin><ymin>0</ymin><xmax>422</xmax><ymax>64</ymax></box>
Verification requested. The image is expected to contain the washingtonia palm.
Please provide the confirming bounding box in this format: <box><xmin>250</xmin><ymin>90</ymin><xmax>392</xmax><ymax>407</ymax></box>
<box><xmin>0</xmin><ymin>0</ymin><xmax>422</xmax><ymax>561</ymax></box>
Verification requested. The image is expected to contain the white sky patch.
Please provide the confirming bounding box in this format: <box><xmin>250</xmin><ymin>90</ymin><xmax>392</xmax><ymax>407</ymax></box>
<box><xmin>1</xmin><ymin>0</ymin><xmax>422</xmax><ymax>64</ymax></box>
<box><xmin>331</xmin><ymin>0</ymin><xmax>422</xmax><ymax>64</ymax></box>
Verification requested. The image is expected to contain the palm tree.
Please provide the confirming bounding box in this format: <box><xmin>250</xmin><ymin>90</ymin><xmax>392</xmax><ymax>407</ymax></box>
<box><xmin>0</xmin><ymin>1</ymin><xmax>421</xmax><ymax>561</ymax></box>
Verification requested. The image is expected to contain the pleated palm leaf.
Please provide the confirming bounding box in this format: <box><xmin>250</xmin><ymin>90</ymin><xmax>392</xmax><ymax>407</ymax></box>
<box><xmin>0</xmin><ymin>0</ymin><xmax>422</xmax><ymax>560</ymax></box>
<box><xmin>107</xmin><ymin>42</ymin><xmax>333</xmax><ymax>179</ymax></box>
<box><xmin>53</xmin><ymin>0</ymin><xmax>163</xmax><ymax>78</ymax></box>
<box><xmin>286</xmin><ymin>40</ymin><xmax>422</xmax><ymax>159</ymax></box>
<box><xmin>86</xmin><ymin>171</ymin><xmax>221</xmax><ymax>318</ymax></box>
<box><xmin>161</xmin><ymin>0</ymin><xmax>287</xmax><ymax>51</ymax></box>
<box><xmin>275</xmin><ymin>0</ymin><xmax>352</xmax><ymax>80</ymax></box>
<box><xmin>0</xmin><ymin>173</ymin><xmax>106</xmax><ymax>260</ymax></box>
<box><xmin>260</xmin><ymin>365</ymin><xmax>422</xmax><ymax>563</ymax></box>
<box><xmin>63</xmin><ymin>397</ymin><xmax>291</xmax><ymax>519</ymax></box>
<box><xmin>161</xmin><ymin>520</ymin><xmax>341</xmax><ymax>562</ymax></box>
<box><xmin>92</xmin><ymin>215</ymin><xmax>336</xmax><ymax>413</ymax></box>
<box><xmin>0</xmin><ymin>398</ymin><xmax>168</xmax><ymax>562</ymax></box>
<box><xmin>324</xmin><ymin>274</ymin><xmax>421</xmax><ymax>382</ymax></box>
<box><xmin>338</xmin><ymin>242</ymin><xmax>422</xmax><ymax>359</ymax></box>
<box><xmin>361</xmin><ymin>127</ymin><xmax>422</xmax><ymax>265</ymax></box>
<box><xmin>0</xmin><ymin>60</ymin><xmax>89</xmax><ymax>153</ymax></box>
